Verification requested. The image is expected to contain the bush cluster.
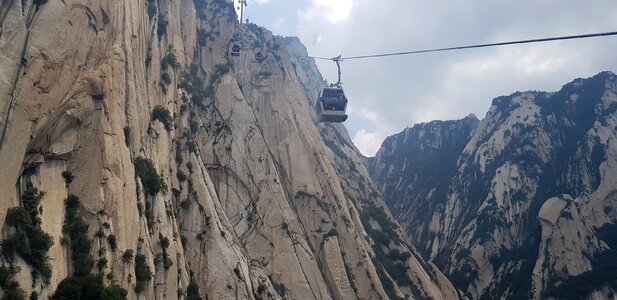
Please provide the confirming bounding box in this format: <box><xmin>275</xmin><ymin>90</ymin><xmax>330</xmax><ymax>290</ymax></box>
<box><xmin>179</xmin><ymin>64</ymin><xmax>230</xmax><ymax>106</ymax></box>
<box><xmin>53</xmin><ymin>195</ymin><xmax>128</xmax><ymax>299</ymax></box>
<box><xmin>0</xmin><ymin>265</ymin><xmax>26</xmax><ymax>299</ymax></box>
<box><xmin>359</xmin><ymin>202</ymin><xmax>417</xmax><ymax>298</ymax></box>
<box><xmin>63</xmin><ymin>194</ymin><xmax>94</xmax><ymax>276</ymax></box>
<box><xmin>62</xmin><ymin>171</ymin><xmax>75</xmax><ymax>184</ymax></box>
<box><xmin>122</xmin><ymin>126</ymin><xmax>131</xmax><ymax>146</ymax></box>
<box><xmin>2</xmin><ymin>184</ymin><xmax>53</xmax><ymax>282</ymax></box>
<box><xmin>33</xmin><ymin>0</ymin><xmax>47</xmax><ymax>7</ymax></box>
<box><xmin>151</xmin><ymin>105</ymin><xmax>173</xmax><ymax>130</ymax></box>
<box><xmin>122</xmin><ymin>249</ymin><xmax>134</xmax><ymax>263</ymax></box>
<box><xmin>53</xmin><ymin>274</ymin><xmax>127</xmax><ymax>300</ymax></box>
<box><xmin>134</xmin><ymin>254</ymin><xmax>152</xmax><ymax>293</ymax></box>
<box><xmin>107</xmin><ymin>234</ymin><xmax>117</xmax><ymax>252</ymax></box>
<box><xmin>157</xmin><ymin>17</ymin><xmax>168</xmax><ymax>40</ymax></box>
<box><xmin>186</xmin><ymin>278</ymin><xmax>202</xmax><ymax>300</ymax></box>
<box><xmin>157</xmin><ymin>234</ymin><xmax>173</xmax><ymax>270</ymax></box>
<box><xmin>161</xmin><ymin>53</ymin><xmax>179</xmax><ymax>70</ymax></box>
<box><xmin>146</xmin><ymin>0</ymin><xmax>156</xmax><ymax>18</ymax></box>
<box><xmin>134</xmin><ymin>157</ymin><xmax>167</xmax><ymax>195</ymax></box>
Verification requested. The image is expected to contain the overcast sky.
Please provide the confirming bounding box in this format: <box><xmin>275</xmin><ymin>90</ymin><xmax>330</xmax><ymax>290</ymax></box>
<box><xmin>234</xmin><ymin>0</ymin><xmax>617</xmax><ymax>156</ymax></box>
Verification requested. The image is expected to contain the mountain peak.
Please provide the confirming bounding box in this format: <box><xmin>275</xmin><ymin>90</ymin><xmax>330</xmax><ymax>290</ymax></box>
<box><xmin>371</xmin><ymin>71</ymin><xmax>617</xmax><ymax>299</ymax></box>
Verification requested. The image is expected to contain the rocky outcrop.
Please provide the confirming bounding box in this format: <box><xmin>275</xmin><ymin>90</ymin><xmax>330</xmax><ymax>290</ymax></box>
<box><xmin>0</xmin><ymin>0</ymin><xmax>457</xmax><ymax>299</ymax></box>
<box><xmin>371</xmin><ymin>71</ymin><xmax>617</xmax><ymax>299</ymax></box>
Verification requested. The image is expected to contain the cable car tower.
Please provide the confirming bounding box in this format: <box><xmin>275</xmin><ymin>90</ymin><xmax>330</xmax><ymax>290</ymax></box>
<box><xmin>316</xmin><ymin>55</ymin><xmax>348</xmax><ymax>123</ymax></box>
<box><xmin>238</xmin><ymin>0</ymin><xmax>247</xmax><ymax>24</ymax></box>
<box><xmin>231</xmin><ymin>0</ymin><xmax>247</xmax><ymax>57</ymax></box>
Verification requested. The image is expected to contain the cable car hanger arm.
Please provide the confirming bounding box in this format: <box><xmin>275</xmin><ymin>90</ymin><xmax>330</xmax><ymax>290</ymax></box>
<box><xmin>310</xmin><ymin>30</ymin><xmax>617</xmax><ymax>61</ymax></box>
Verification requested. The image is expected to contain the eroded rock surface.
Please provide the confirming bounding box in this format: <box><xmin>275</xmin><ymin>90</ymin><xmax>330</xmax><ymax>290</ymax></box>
<box><xmin>371</xmin><ymin>72</ymin><xmax>617</xmax><ymax>299</ymax></box>
<box><xmin>0</xmin><ymin>0</ymin><xmax>457</xmax><ymax>299</ymax></box>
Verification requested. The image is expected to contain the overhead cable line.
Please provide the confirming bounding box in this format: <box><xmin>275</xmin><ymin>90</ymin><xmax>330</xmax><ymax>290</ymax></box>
<box><xmin>310</xmin><ymin>30</ymin><xmax>617</xmax><ymax>61</ymax></box>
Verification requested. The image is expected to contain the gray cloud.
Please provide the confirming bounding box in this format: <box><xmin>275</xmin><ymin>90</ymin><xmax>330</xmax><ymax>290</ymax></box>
<box><xmin>244</xmin><ymin>0</ymin><xmax>617</xmax><ymax>156</ymax></box>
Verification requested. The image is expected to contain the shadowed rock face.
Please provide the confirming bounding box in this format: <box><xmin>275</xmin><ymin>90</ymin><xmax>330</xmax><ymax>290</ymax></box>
<box><xmin>371</xmin><ymin>71</ymin><xmax>617</xmax><ymax>299</ymax></box>
<box><xmin>0</xmin><ymin>0</ymin><xmax>457</xmax><ymax>299</ymax></box>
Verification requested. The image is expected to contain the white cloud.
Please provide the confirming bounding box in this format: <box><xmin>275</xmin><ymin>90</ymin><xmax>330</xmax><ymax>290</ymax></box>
<box><xmin>291</xmin><ymin>0</ymin><xmax>617</xmax><ymax>154</ymax></box>
<box><xmin>356</xmin><ymin>107</ymin><xmax>380</xmax><ymax>123</ymax></box>
<box><xmin>352</xmin><ymin>129</ymin><xmax>382</xmax><ymax>157</ymax></box>
<box><xmin>299</xmin><ymin>0</ymin><xmax>353</xmax><ymax>23</ymax></box>
<box><xmin>253</xmin><ymin>0</ymin><xmax>271</xmax><ymax>4</ymax></box>
<box><xmin>272</xmin><ymin>17</ymin><xmax>285</xmax><ymax>29</ymax></box>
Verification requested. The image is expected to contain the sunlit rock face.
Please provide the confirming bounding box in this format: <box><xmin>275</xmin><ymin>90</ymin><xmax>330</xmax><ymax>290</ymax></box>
<box><xmin>371</xmin><ymin>71</ymin><xmax>617</xmax><ymax>299</ymax></box>
<box><xmin>0</xmin><ymin>0</ymin><xmax>458</xmax><ymax>298</ymax></box>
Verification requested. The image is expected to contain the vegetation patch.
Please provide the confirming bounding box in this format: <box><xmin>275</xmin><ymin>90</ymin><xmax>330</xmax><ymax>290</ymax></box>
<box><xmin>123</xmin><ymin>126</ymin><xmax>131</xmax><ymax>146</ymax></box>
<box><xmin>373</xmin><ymin>264</ymin><xmax>404</xmax><ymax>300</ymax></box>
<box><xmin>122</xmin><ymin>249</ymin><xmax>134</xmax><ymax>263</ymax></box>
<box><xmin>359</xmin><ymin>202</ymin><xmax>423</xmax><ymax>298</ymax></box>
<box><xmin>63</xmin><ymin>194</ymin><xmax>95</xmax><ymax>277</ymax></box>
<box><xmin>180</xmin><ymin>199</ymin><xmax>191</xmax><ymax>209</ymax></box>
<box><xmin>267</xmin><ymin>276</ymin><xmax>286</xmax><ymax>299</ymax></box>
<box><xmin>157</xmin><ymin>17</ymin><xmax>168</xmax><ymax>40</ymax></box>
<box><xmin>179</xmin><ymin>64</ymin><xmax>230</xmax><ymax>106</ymax></box>
<box><xmin>134</xmin><ymin>157</ymin><xmax>167</xmax><ymax>195</ymax></box>
<box><xmin>0</xmin><ymin>265</ymin><xmax>26</xmax><ymax>299</ymax></box>
<box><xmin>97</xmin><ymin>258</ymin><xmax>108</xmax><ymax>272</ymax></box>
<box><xmin>2</xmin><ymin>184</ymin><xmax>53</xmax><ymax>282</ymax></box>
<box><xmin>177</xmin><ymin>170</ymin><xmax>187</xmax><ymax>182</ymax></box>
<box><xmin>151</xmin><ymin>105</ymin><xmax>173</xmax><ymax>130</ymax></box>
<box><xmin>197</xmin><ymin>29</ymin><xmax>217</xmax><ymax>46</ymax></box>
<box><xmin>323</xmin><ymin>228</ymin><xmax>338</xmax><ymax>239</ymax></box>
<box><xmin>134</xmin><ymin>254</ymin><xmax>152</xmax><ymax>293</ymax></box>
<box><xmin>160</xmin><ymin>73</ymin><xmax>172</xmax><ymax>92</ymax></box>
<box><xmin>186</xmin><ymin>278</ymin><xmax>201</xmax><ymax>300</ymax></box>
<box><xmin>161</xmin><ymin>53</ymin><xmax>179</xmax><ymax>70</ymax></box>
<box><xmin>156</xmin><ymin>234</ymin><xmax>173</xmax><ymax>270</ymax></box>
<box><xmin>542</xmin><ymin>223</ymin><xmax>617</xmax><ymax>299</ymax></box>
<box><xmin>107</xmin><ymin>234</ymin><xmax>117</xmax><ymax>252</ymax></box>
<box><xmin>146</xmin><ymin>0</ymin><xmax>157</xmax><ymax>19</ymax></box>
<box><xmin>53</xmin><ymin>274</ymin><xmax>127</xmax><ymax>300</ymax></box>
<box><xmin>33</xmin><ymin>0</ymin><xmax>48</xmax><ymax>7</ymax></box>
<box><xmin>54</xmin><ymin>195</ymin><xmax>127</xmax><ymax>299</ymax></box>
<box><xmin>62</xmin><ymin>171</ymin><xmax>75</xmax><ymax>185</ymax></box>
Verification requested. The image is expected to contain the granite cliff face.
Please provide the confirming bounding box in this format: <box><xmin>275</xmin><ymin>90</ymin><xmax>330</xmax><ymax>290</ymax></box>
<box><xmin>0</xmin><ymin>0</ymin><xmax>457</xmax><ymax>299</ymax></box>
<box><xmin>371</xmin><ymin>72</ymin><xmax>617</xmax><ymax>299</ymax></box>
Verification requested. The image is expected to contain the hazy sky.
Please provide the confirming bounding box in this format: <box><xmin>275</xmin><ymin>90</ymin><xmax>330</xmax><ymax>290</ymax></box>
<box><xmin>234</xmin><ymin>0</ymin><xmax>617</xmax><ymax>156</ymax></box>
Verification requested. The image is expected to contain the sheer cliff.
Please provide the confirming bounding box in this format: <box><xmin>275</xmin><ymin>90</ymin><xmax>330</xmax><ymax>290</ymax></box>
<box><xmin>370</xmin><ymin>71</ymin><xmax>617</xmax><ymax>299</ymax></box>
<box><xmin>0</xmin><ymin>0</ymin><xmax>457</xmax><ymax>299</ymax></box>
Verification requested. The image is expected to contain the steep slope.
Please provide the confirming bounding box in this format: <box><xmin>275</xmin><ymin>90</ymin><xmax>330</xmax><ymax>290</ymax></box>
<box><xmin>286</xmin><ymin>37</ymin><xmax>459</xmax><ymax>300</ymax></box>
<box><xmin>370</xmin><ymin>115</ymin><xmax>479</xmax><ymax>260</ymax></box>
<box><xmin>0</xmin><ymin>0</ymin><xmax>457</xmax><ymax>299</ymax></box>
<box><xmin>371</xmin><ymin>71</ymin><xmax>617</xmax><ymax>299</ymax></box>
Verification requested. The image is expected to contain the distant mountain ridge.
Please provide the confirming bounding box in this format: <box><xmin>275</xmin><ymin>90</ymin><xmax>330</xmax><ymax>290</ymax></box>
<box><xmin>370</xmin><ymin>71</ymin><xmax>617</xmax><ymax>299</ymax></box>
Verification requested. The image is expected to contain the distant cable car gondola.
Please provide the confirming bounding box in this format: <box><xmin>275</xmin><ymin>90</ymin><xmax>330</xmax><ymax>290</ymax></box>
<box><xmin>231</xmin><ymin>44</ymin><xmax>241</xmax><ymax>56</ymax></box>
<box><xmin>255</xmin><ymin>52</ymin><xmax>263</xmax><ymax>60</ymax></box>
<box><xmin>316</xmin><ymin>56</ymin><xmax>348</xmax><ymax>122</ymax></box>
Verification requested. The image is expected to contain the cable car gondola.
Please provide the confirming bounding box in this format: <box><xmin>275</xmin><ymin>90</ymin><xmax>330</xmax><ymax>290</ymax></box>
<box><xmin>316</xmin><ymin>56</ymin><xmax>348</xmax><ymax>122</ymax></box>
<box><xmin>231</xmin><ymin>44</ymin><xmax>241</xmax><ymax>56</ymax></box>
<box><xmin>316</xmin><ymin>86</ymin><xmax>348</xmax><ymax>122</ymax></box>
